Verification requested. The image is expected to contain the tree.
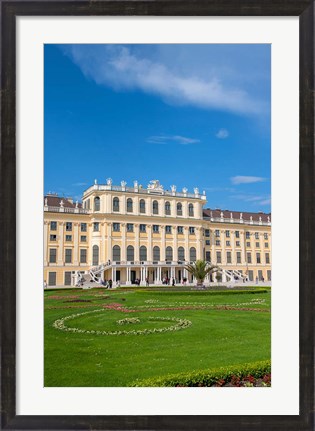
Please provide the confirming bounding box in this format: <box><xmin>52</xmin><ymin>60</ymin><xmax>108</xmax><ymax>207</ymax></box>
<box><xmin>185</xmin><ymin>260</ymin><xmax>220</xmax><ymax>288</ymax></box>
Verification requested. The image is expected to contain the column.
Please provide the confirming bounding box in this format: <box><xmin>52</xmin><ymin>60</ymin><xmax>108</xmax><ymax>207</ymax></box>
<box><xmin>173</xmin><ymin>228</ymin><xmax>179</xmax><ymax>262</ymax></box>
<box><xmin>101</xmin><ymin>221</ymin><xmax>106</xmax><ymax>263</ymax></box>
<box><xmin>240</xmin><ymin>230</ymin><xmax>246</xmax><ymax>265</ymax></box>
<box><xmin>121</xmin><ymin>223</ymin><xmax>126</xmax><ymax>261</ymax></box>
<box><xmin>184</xmin><ymin>226</ymin><xmax>189</xmax><ymax>263</ymax></box>
<box><xmin>196</xmin><ymin>227</ymin><xmax>203</xmax><ymax>260</ymax></box>
<box><xmin>57</xmin><ymin>222</ymin><xmax>64</xmax><ymax>265</ymax></box>
<box><xmin>73</xmin><ymin>222</ymin><xmax>79</xmax><ymax>265</ymax></box>
<box><xmin>107</xmin><ymin>223</ymin><xmax>112</xmax><ymax>261</ymax></box>
<box><xmin>160</xmin><ymin>226</ymin><xmax>166</xmax><ymax>261</ymax></box>
<box><xmin>126</xmin><ymin>266</ymin><xmax>131</xmax><ymax>285</ymax></box>
<box><xmin>231</xmin><ymin>230</ymin><xmax>236</xmax><ymax>266</ymax></box>
<box><xmin>44</xmin><ymin>221</ymin><xmax>48</xmax><ymax>266</ymax></box>
<box><xmin>221</xmin><ymin>229</ymin><xmax>226</xmax><ymax>265</ymax></box>
<box><xmin>147</xmin><ymin>225</ymin><xmax>152</xmax><ymax>262</ymax></box>
<box><xmin>134</xmin><ymin>224</ymin><xmax>140</xmax><ymax>261</ymax></box>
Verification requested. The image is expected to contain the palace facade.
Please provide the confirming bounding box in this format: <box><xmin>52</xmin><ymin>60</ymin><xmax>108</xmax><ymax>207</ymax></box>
<box><xmin>44</xmin><ymin>179</ymin><xmax>271</xmax><ymax>287</ymax></box>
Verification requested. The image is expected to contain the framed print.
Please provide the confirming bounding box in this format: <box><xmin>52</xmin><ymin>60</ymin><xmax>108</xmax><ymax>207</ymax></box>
<box><xmin>1</xmin><ymin>1</ymin><xmax>314</xmax><ymax>430</ymax></box>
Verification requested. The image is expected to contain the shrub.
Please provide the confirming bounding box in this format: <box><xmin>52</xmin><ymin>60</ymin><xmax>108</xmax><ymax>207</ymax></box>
<box><xmin>130</xmin><ymin>360</ymin><xmax>271</xmax><ymax>387</ymax></box>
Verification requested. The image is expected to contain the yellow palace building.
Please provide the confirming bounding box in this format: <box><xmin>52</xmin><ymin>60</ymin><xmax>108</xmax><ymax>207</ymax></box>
<box><xmin>44</xmin><ymin>179</ymin><xmax>271</xmax><ymax>287</ymax></box>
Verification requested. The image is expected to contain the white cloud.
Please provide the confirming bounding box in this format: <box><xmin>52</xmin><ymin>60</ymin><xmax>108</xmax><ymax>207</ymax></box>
<box><xmin>216</xmin><ymin>129</ymin><xmax>229</xmax><ymax>139</ymax></box>
<box><xmin>63</xmin><ymin>45</ymin><xmax>264</xmax><ymax>115</ymax></box>
<box><xmin>259</xmin><ymin>199</ymin><xmax>271</xmax><ymax>205</ymax></box>
<box><xmin>231</xmin><ymin>193</ymin><xmax>271</xmax><ymax>207</ymax></box>
<box><xmin>231</xmin><ymin>176</ymin><xmax>266</xmax><ymax>185</ymax></box>
<box><xmin>72</xmin><ymin>182</ymin><xmax>88</xmax><ymax>186</ymax></box>
<box><xmin>146</xmin><ymin>135</ymin><xmax>200</xmax><ymax>145</ymax></box>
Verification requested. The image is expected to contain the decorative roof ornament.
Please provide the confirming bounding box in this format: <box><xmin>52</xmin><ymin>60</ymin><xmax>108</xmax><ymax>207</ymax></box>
<box><xmin>106</xmin><ymin>178</ymin><xmax>112</xmax><ymax>186</ymax></box>
<box><xmin>75</xmin><ymin>201</ymin><xmax>79</xmax><ymax>208</ymax></box>
<box><xmin>194</xmin><ymin>187</ymin><xmax>199</xmax><ymax>195</ymax></box>
<box><xmin>121</xmin><ymin>180</ymin><xmax>127</xmax><ymax>188</ymax></box>
<box><xmin>230</xmin><ymin>212</ymin><xmax>233</xmax><ymax>219</ymax></box>
<box><xmin>267</xmin><ymin>216</ymin><xmax>270</xmax><ymax>223</ymax></box>
<box><xmin>94</xmin><ymin>179</ymin><xmax>98</xmax><ymax>185</ymax></box>
<box><xmin>60</xmin><ymin>200</ymin><xmax>64</xmax><ymax>208</ymax></box>
<box><xmin>44</xmin><ymin>197</ymin><xmax>48</xmax><ymax>206</ymax></box>
<box><xmin>170</xmin><ymin>185</ymin><xmax>176</xmax><ymax>192</ymax></box>
<box><xmin>240</xmin><ymin>212</ymin><xmax>243</xmax><ymax>219</ymax></box>
<box><xmin>220</xmin><ymin>211</ymin><xmax>224</xmax><ymax>218</ymax></box>
<box><xmin>134</xmin><ymin>180</ymin><xmax>138</xmax><ymax>188</ymax></box>
<box><xmin>182</xmin><ymin>187</ymin><xmax>188</xmax><ymax>194</ymax></box>
<box><xmin>147</xmin><ymin>180</ymin><xmax>164</xmax><ymax>192</ymax></box>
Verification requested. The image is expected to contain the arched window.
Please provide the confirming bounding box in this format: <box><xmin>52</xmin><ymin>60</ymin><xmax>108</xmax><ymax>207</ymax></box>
<box><xmin>127</xmin><ymin>198</ymin><xmax>133</xmax><ymax>213</ymax></box>
<box><xmin>153</xmin><ymin>246</ymin><xmax>160</xmax><ymax>261</ymax></box>
<box><xmin>140</xmin><ymin>245</ymin><xmax>147</xmax><ymax>261</ymax></box>
<box><xmin>152</xmin><ymin>200</ymin><xmax>159</xmax><ymax>214</ymax></box>
<box><xmin>177</xmin><ymin>202</ymin><xmax>182</xmax><ymax>216</ymax></box>
<box><xmin>113</xmin><ymin>245</ymin><xmax>121</xmax><ymax>261</ymax></box>
<box><xmin>127</xmin><ymin>245</ymin><xmax>134</xmax><ymax>261</ymax></box>
<box><xmin>165</xmin><ymin>201</ymin><xmax>171</xmax><ymax>215</ymax></box>
<box><xmin>113</xmin><ymin>197</ymin><xmax>119</xmax><ymax>212</ymax></box>
<box><xmin>190</xmin><ymin>247</ymin><xmax>196</xmax><ymax>262</ymax></box>
<box><xmin>188</xmin><ymin>203</ymin><xmax>194</xmax><ymax>216</ymax></box>
<box><xmin>94</xmin><ymin>196</ymin><xmax>100</xmax><ymax>211</ymax></box>
<box><xmin>139</xmin><ymin>199</ymin><xmax>146</xmax><ymax>214</ymax></box>
<box><xmin>92</xmin><ymin>245</ymin><xmax>99</xmax><ymax>266</ymax></box>
<box><xmin>178</xmin><ymin>246</ymin><xmax>185</xmax><ymax>261</ymax></box>
<box><xmin>166</xmin><ymin>246</ymin><xmax>173</xmax><ymax>261</ymax></box>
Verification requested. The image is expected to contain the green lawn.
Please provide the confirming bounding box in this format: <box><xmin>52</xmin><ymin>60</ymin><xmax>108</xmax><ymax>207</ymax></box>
<box><xmin>44</xmin><ymin>287</ymin><xmax>271</xmax><ymax>387</ymax></box>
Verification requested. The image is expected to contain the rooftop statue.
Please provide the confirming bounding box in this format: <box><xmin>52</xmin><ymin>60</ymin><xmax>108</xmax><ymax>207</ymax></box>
<box><xmin>147</xmin><ymin>180</ymin><xmax>164</xmax><ymax>191</ymax></box>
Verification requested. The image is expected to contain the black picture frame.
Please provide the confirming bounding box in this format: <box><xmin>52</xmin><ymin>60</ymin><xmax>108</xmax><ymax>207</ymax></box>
<box><xmin>1</xmin><ymin>1</ymin><xmax>314</xmax><ymax>430</ymax></box>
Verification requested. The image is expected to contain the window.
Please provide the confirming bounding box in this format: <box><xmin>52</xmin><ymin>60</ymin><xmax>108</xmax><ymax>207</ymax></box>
<box><xmin>264</xmin><ymin>233</ymin><xmax>268</xmax><ymax>240</ymax></box>
<box><xmin>80</xmin><ymin>235</ymin><xmax>87</xmax><ymax>242</ymax></box>
<box><xmin>113</xmin><ymin>223</ymin><xmax>120</xmax><ymax>232</ymax></box>
<box><xmin>81</xmin><ymin>223</ymin><xmax>87</xmax><ymax>232</ymax></box>
<box><xmin>140</xmin><ymin>245</ymin><xmax>147</xmax><ymax>261</ymax></box>
<box><xmin>205</xmin><ymin>229</ymin><xmax>210</xmax><ymax>237</ymax></box>
<box><xmin>177</xmin><ymin>202</ymin><xmax>182</xmax><ymax>216</ymax></box>
<box><xmin>92</xmin><ymin>245</ymin><xmax>99</xmax><ymax>266</ymax></box>
<box><xmin>48</xmin><ymin>272</ymin><xmax>56</xmax><ymax>286</ymax></box>
<box><xmin>265</xmin><ymin>253</ymin><xmax>270</xmax><ymax>264</ymax></box>
<box><xmin>226</xmin><ymin>241</ymin><xmax>230</xmax><ymax>246</ymax></box>
<box><xmin>190</xmin><ymin>247</ymin><xmax>196</xmax><ymax>262</ymax></box>
<box><xmin>215</xmin><ymin>240</ymin><xmax>221</xmax><ymax>246</ymax></box>
<box><xmin>248</xmin><ymin>270</ymin><xmax>254</xmax><ymax>281</ymax></box>
<box><xmin>85</xmin><ymin>199</ymin><xmax>90</xmax><ymax>210</ymax></box>
<box><xmin>215</xmin><ymin>230</ymin><xmax>220</xmax><ymax>237</ymax></box>
<box><xmin>225</xmin><ymin>230</ymin><xmax>230</xmax><ymax>237</ymax></box>
<box><xmin>205</xmin><ymin>240</ymin><xmax>210</xmax><ymax>246</ymax></box>
<box><xmin>236</xmin><ymin>241</ymin><xmax>240</xmax><ymax>247</ymax></box>
<box><xmin>50</xmin><ymin>234</ymin><xmax>57</xmax><ymax>241</ymax></box>
<box><xmin>258</xmin><ymin>270</ymin><xmax>263</xmax><ymax>281</ymax></box>
<box><xmin>177</xmin><ymin>226</ymin><xmax>184</xmax><ymax>234</ymax></box>
<box><xmin>49</xmin><ymin>248</ymin><xmax>57</xmax><ymax>263</ymax></box>
<box><xmin>188</xmin><ymin>203</ymin><xmax>194</xmax><ymax>216</ymax></box>
<box><xmin>127</xmin><ymin>223</ymin><xmax>134</xmax><ymax>232</ymax></box>
<box><xmin>246</xmin><ymin>231</ymin><xmax>250</xmax><ymax>239</ymax></box>
<box><xmin>127</xmin><ymin>198</ymin><xmax>133</xmax><ymax>213</ymax></box>
<box><xmin>205</xmin><ymin>251</ymin><xmax>211</xmax><ymax>262</ymax></box>
<box><xmin>94</xmin><ymin>196</ymin><xmax>100</xmax><ymax>211</ymax></box>
<box><xmin>178</xmin><ymin>247</ymin><xmax>185</xmax><ymax>261</ymax></box>
<box><xmin>189</xmin><ymin>227</ymin><xmax>195</xmax><ymax>235</ymax></box>
<box><xmin>255</xmin><ymin>232</ymin><xmax>259</xmax><ymax>239</ymax></box>
<box><xmin>152</xmin><ymin>200</ymin><xmax>159</xmax><ymax>214</ymax></box>
<box><xmin>65</xmin><ymin>235</ymin><xmax>72</xmax><ymax>242</ymax></box>
<box><xmin>246</xmin><ymin>242</ymin><xmax>250</xmax><ymax>247</ymax></box>
<box><xmin>216</xmin><ymin>251</ymin><xmax>222</xmax><ymax>264</ymax></box>
<box><xmin>50</xmin><ymin>221</ymin><xmax>57</xmax><ymax>231</ymax></box>
<box><xmin>227</xmin><ymin>251</ymin><xmax>232</xmax><ymax>264</ymax></box>
<box><xmin>113</xmin><ymin>245</ymin><xmax>121</xmax><ymax>261</ymax></box>
<box><xmin>139</xmin><ymin>199</ymin><xmax>146</xmax><ymax>213</ymax></box>
<box><xmin>166</xmin><ymin>246</ymin><xmax>173</xmax><ymax>261</ymax></box>
<box><xmin>127</xmin><ymin>245</ymin><xmax>134</xmax><ymax>261</ymax></box>
<box><xmin>65</xmin><ymin>249</ymin><xmax>72</xmax><ymax>263</ymax></box>
<box><xmin>256</xmin><ymin>252</ymin><xmax>261</xmax><ymax>264</ymax></box>
<box><xmin>113</xmin><ymin>197</ymin><xmax>119</xmax><ymax>212</ymax></box>
<box><xmin>140</xmin><ymin>224</ymin><xmax>146</xmax><ymax>233</ymax></box>
<box><xmin>165</xmin><ymin>225</ymin><xmax>172</xmax><ymax>234</ymax></box>
<box><xmin>247</xmin><ymin>252</ymin><xmax>252</xmax><ymax>264</ymax></box>
<box><xmin>64</xmin><ymin>272</ymin><xmax>72</xmax><ymax>286</ymax></box>
<box><xmin>235</xmin><ymin>231</ymin><xmax>240</xmax><ymax>238</ymax></box>
<box><xmin>93</xmin><ymin>222</ymin><xmax>99</xmax><ymax>232</ymax></box>
<box><xmin>165</xmin><ymin>201</ymin><xmax>171</xmax><ymax>215</ymax></box>
<box><xmin>256</xmin><ymin>242</ymin><xmax>260</xmax><ymax>248</ymax></box>
<box><xmin>236</xmin><ymin>252</ymin><xmax>241</xmax><ymax>264</ymax></box>
<box><xmin>153</xmin><ymin>225</ymin><xmax>159</xmax><ymax>233</ymax></box>
<box><xmin>265</xmin><ymin>243</ymin><xmax>269</xmax><ymax>248</ymax></box>
<box><xmin>80</xmin><ymin>249</ymin><xmax>87</xmax><ymax>263</ymax></box>
<box><xmin>153</xmin><ymin>246</ymin><xmax>160</xmax><ymax>261</ymax></box>
<box><xmin>267</xmin><ymin>270</ymin><xmax>272</xmax><ymax>281</ymax></box>
<box><xmin>66</xmin><ymin>222</ymin><xmax>72</xmax><ymax>231</ymax></box>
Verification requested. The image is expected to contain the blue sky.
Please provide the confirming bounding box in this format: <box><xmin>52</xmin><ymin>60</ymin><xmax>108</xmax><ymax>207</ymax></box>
<box><xmin>44</xmin><ymin>44</ymin><xmax>271</xmax><ymax>212</ymax></box>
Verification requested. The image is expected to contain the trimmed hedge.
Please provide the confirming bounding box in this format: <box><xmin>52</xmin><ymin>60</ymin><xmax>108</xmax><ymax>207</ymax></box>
<box><xmin>135</xmin><ymin>289</ymin><xmax>269</xmax><ymax>296</ymax></box>
<box><xmin>130</xmin><ymin>360</ymin><xmax>271</xmax><ymax>387</ymax></box>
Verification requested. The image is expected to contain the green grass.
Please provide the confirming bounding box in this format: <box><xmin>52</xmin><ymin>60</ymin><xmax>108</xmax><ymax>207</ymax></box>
<box><xmin>44</xmin><ymin>287</ymin><xmax>271</xmax><ymax>387</ymax></box>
